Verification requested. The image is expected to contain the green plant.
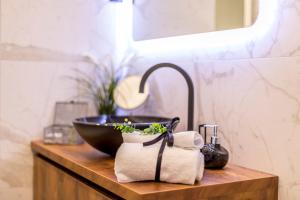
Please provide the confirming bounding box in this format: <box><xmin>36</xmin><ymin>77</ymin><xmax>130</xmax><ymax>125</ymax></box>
<box><xmin>69</xmin><ymin>53</ymin><xmax>136</xmax><ymax>115</ymax></box>
<box><xmin>113</xmin><ymin>118</ymin><xmax>136</xmax><ymax>133</ymax></box>
<box><xmin>142</xmin><ymin>123</ymin><xmax>167</xmax><ymax>135</ymax></box>
<box><xmin>113</xmin><ymin>120</ymin><xmax>167</xmax><ymax>135</ymax></box>
<box><xmin>115</xmin><ymin>124</ymin><xmax>136</xmax><ymax>133</ymax></box>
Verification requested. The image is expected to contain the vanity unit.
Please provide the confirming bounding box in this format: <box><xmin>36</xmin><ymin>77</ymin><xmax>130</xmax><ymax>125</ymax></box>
<box><xmin>31</xmin><ymin>141</ymin><xmax>278</xmax><ymax>200</ymax></box>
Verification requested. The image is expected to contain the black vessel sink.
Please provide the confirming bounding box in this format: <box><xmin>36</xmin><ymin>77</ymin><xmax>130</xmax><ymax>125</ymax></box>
<box><xmin>73</xmin><ymin>115</ymin><xmax>172</xmax><ymax>156</ymax></box>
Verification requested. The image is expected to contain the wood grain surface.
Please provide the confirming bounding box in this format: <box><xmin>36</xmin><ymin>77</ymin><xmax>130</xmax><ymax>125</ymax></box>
<box><xmin>34</xmin><ymin>156</ymin><xmax>119</xmax><ymax>200</ymax></box>
<box><xmin>32</xmin><ymin>140</ymin><xmax>278</xmax><ymax>200</ymax></box>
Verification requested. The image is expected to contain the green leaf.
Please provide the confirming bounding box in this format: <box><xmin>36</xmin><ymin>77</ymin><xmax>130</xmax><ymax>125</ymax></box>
<box><xmin>113</xmin><ymin>121</ymin><xmax>136</xmax><ymax>133</ymax></box>
<box><xmin>142</xmin><ymin>123</ymin><xmax>167</xmax><ymax>135</ymax></box>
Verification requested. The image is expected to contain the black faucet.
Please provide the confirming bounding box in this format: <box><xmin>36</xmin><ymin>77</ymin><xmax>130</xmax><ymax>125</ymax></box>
<box><xmin>139</xmin><ymin>63</ymin><xmax>194</xmax><ymax>131</ymax></box>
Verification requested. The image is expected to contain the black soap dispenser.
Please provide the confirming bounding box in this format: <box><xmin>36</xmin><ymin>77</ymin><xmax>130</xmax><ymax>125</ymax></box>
<box><xmin>199</xmin><ymin>124</ymin><xmax>229</xmax><ymax>169</ymax></box>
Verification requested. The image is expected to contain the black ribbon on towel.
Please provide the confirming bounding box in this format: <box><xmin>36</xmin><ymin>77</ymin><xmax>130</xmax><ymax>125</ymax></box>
<box><xmin>143</xmin><ymin>117</ymin><xmax>180</xmax><ymax>182</ymax></box>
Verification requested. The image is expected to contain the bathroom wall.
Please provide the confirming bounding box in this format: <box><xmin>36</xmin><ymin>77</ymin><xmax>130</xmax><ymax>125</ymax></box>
<box><xmin>0</xmin><ymin>1</ymin><xmax>300</xmax><ymax>200</ymax></box>
<box><xmin>0</xmin><ymin>0</ymin><xmax>117</xmax><ymax>199</ymax></box>
<box><xmin>129</xmin><ymin>0</ymin><xmax>300</xmax><ymax>199</ymax></box>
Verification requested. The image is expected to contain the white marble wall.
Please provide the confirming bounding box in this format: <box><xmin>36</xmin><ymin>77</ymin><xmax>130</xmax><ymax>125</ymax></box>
<box><xmin>0</xmin><ymin>0</ymin><xmax>117</xmax><ymax>199</ymax></box>
<box><xmin>127</xmin><ymin>0</ymin><xmax>300</xmax><ymax>199</ymax></box>
<box><xmin>1</xmin><ymin>0</ymin><xmax>300</xmax><ymax>200</ymax></box>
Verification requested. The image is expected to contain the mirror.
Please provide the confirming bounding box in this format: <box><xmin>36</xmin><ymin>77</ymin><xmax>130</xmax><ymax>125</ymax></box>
<box><xmin>133</xmin><ymin>0</ymin><xmax>259</xmax><ymax>41</ymax></box>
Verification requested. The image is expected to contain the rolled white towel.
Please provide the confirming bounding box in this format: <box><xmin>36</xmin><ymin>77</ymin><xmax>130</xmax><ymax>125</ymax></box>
<box><xmin>173</xmin><ymin>131</ymin><xmax>204</xmax><ymax>150</ymax></box>
<box><xmin>197</xmin><ymin>152</ymin><xmax>205</xmax><ymax>181</ymax></box>
<box><xmin>114</xmin><ymin>143</ymin><xmax>204</xmax><ymax>185</ymax></box>
<box><xmin>122</xmin><ymin>131</ymin><xmax>204</xmax><ymax>149</ymax></box>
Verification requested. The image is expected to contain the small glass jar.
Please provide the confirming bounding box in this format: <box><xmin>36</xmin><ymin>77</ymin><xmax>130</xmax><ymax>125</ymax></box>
<box><xmin>44</xmin><ymin>125</ymin><xmax>84</xmax><ymax>145</ymax></box>
<box><xmin>43</xmin><ymin>101</ymin><xmax>87</xmax><ymax>145</ymax></box>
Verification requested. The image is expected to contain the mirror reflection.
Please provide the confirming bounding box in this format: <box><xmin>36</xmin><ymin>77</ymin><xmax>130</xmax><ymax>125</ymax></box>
<box><xmin>133</xmin><ymin>0</ymin><xmax>259</xmax><ymax>41</ymax></box>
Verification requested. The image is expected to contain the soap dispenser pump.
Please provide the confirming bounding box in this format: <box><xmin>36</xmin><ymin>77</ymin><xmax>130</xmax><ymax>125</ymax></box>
<box><xmin>199</xmin><ymin>124</ymin><xmax>229</xmax><ymax>169</ymax></box>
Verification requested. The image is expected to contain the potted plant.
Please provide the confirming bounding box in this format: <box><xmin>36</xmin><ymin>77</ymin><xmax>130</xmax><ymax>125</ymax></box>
<box><xmin>70</xmin><ymin>53</ymin><xmax>136</xmax><ymax>115</ymax></box>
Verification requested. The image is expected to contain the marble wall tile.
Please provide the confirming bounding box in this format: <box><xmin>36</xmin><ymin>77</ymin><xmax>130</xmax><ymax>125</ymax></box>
<box><xmin>127</xmin><ymin>55</ymin><xmax>300</xmax><ymax>200</ymax></box>
<box><xmin>0</xmin><ymin>121</ymin><xmax>33</xmax><ymax>200</ymax></box>
<box><xmin>1</xmin><ymin>0</ymin><xmax>116</xmax><ymax>56</ymax></box>
<box><xmin>0</xmin><ymin>60</ymin><xmax>95</xmax><ymax>199</ymax></box>
<box><xmin>0</xmin><ymin>0</ymin><xmax>118</xmax><ymax>198</ymax></box>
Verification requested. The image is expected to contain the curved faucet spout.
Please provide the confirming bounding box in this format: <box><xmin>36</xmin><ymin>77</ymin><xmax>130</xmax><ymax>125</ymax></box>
<box><xmin>139</xmin><ymin>63</ymin><xmax>194</xmax><ymax>131</ymax></box>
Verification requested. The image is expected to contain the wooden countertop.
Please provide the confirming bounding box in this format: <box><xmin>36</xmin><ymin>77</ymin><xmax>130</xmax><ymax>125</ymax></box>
<box><xmin>31</xmin><ymin>141</ymin><xmax>278</xmax><ymax>200</ymax></box>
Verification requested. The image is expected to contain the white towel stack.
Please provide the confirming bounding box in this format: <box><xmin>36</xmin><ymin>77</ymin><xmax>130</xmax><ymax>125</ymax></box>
<box><xmin>114</xmin><ymin>131</ymin><xmax>205</xmax><ymax>185</ymax></box>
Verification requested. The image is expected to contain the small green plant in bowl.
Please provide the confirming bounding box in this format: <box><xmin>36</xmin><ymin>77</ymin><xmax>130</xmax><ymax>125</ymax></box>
<box><xmin>114</xmin><ymin>119</ymin><xmax>167</xmax><ymax>143</ymax></box>
<box><xmin>142</xmin><ymin>123</ymin><xmax>167</xmax><ymax>135</ymax></box>
<box><xmin>113</xmin><ymin>118</ymin><xmax>136</xmax><ymax>133</ymax></box>
<box><xmin>113</xmin><ymin>118</ymin><xmax>167</xmax><ymax>135</ymax></box>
